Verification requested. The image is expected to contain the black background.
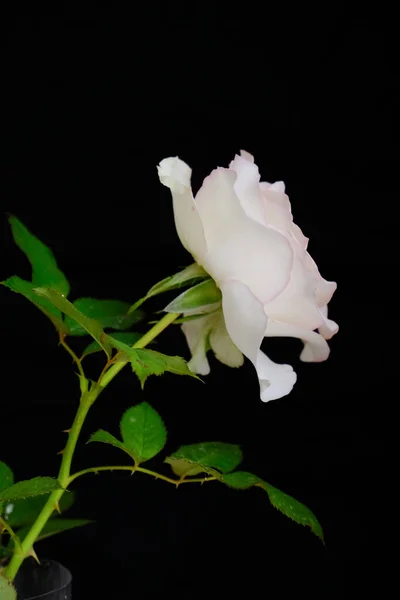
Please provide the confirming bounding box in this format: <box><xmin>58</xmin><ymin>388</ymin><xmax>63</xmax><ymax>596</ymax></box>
<box><xmin>1</xmin><ymin>3</ymin><xmax>395</xmax><ymax>598</ymax></box>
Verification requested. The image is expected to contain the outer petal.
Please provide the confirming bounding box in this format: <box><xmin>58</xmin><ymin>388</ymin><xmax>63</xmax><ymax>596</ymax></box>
<box><xmin>220</xmin><ymin>279</ymin><xmax>297</xmax><ymax>402</ymax></box>
<box><xmin>209</xmin><ymin>314</ymin><xmax>244</xmax><ymax>368</ymax></box>
<box><xmin>265</xmin><ymin>319</ymin><xmax>331</xmax><ymax>362</ymax></box>
<box><xmin>181</xmin><ymin>314</ymin><xmax>214</xmax><ymax>375</ymax></box>
<box><xmin>157</xmin><ymin>157</ymin><xmax>207</xmax><ymax>263</ymax></box>
<box><xmin>318</xmin><ymin>305</ymin><xmax>339</xmax><ymax>340</ymax></box>
<box><xmin>228</xmin><ymin>153</ymin><xmax>266</xmax><ymax>226</ymax></box>
<box><xmin>304</xmin><ymin>252</ymin><xmax>337</xmax><ymax>307</ymax></box>
<box><xmin>256</xmin><ymin>351</ymin><xmax>298</xmax><ymax>402</ymax></box>
<box><xmin>264</xmin><ymin>251</ymin><xmax>325</xmax><ymax>330</ymax></box>
<box><xmin>196</xmin><ymin>169</ymin><xmax>293</xmax><ymax>304</ymax></box>
<box><xmin>260</xmin><ymin>183</ymin><xmax>309</xmax><ymax>250</ymax></box>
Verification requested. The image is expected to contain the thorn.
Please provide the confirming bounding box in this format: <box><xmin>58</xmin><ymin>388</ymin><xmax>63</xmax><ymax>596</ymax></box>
<box><xmin>57</xmin><ymin>449</ymin><xmax>64</xmax><ymax>455</ymax></box>
<box><xmin>54</xmin><ymin>502</ymin><xmax>61</xmax><ymax>514</ymax></box>
<box><xmin>28</xmin><ymin>547</ymin><xmax>40</xmax><ymax>564</ymax></box>
<box><xmin>62</xmin><ymin>429</ymin><xmax>71</xmax><ymax>433</ymax></box>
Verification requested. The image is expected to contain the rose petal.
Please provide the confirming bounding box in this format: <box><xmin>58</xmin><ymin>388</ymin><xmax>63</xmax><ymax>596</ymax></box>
<box><xmin>265</xmin><ymin>252</ymin><xmax>325</xmax><ymax>330</ymax></box>
<box><xmin>209</xmin><ymin>314</ymin><xmax>244</xmax><ymax>368</ymax></box>
<box><xmin>265</xmin><ymin>319</ymin><xmax>331</xmax><ymax>362</ymax></box>
<box><xmin>196</xmin><ymin>168</ymin><xmax>293</xmax><ymax>303</ymax></box>
<box><xmin>304</xmin><ymin>252</ymin><xmax>337</xmax><ymax>307</ymax></box>
<box><xmin>220</xmin><ymin>279</ymin><xmax>297</xmax><ymax>402</ymax></box>
<box><xmin>181</xmin><ymin>314</ymin><xmax>214</xmax><ymax>375</ymax></box>
<box><xmin>238</xmin><ymin>149</ymin><xmax>255</xmax><ymax>163</ymax></box>
<box><xmin>229</xmin><ymin>154</ymin><xmax>266</xmax><ymax>226</ymax></box>
<box><xmin>317</xmin><ymin>306</ymin><xmax>339</xmax><ymax>340</ymax></box>
<box><xmin>157</xmin><ymin>157</ymin><xmax>207</xmax><ymax>262</ymax></box>
<box><xmin>256</xmin><ymin>351</ymin><xmax>297</xmax><ymax>402</ymax></box>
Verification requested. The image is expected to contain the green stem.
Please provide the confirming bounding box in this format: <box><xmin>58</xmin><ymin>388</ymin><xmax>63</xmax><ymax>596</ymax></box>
<box><xmin>4</xmin><ymin>387</ymin><xmax>96</xmax><ymax>581</ymax></box>
<box><xmin>59</xmin><ymin>334</ymin><xmax>85</xmax><ymax>381</ymax></box>
<box><xmin>67</xmin><ymin>465</ymin><xmax>217</xmax><ymax>487</ymax></box>
<box><xmin>4</xmin><ymin>311</ymin><xmax>180</xmax><ymax>582</ymax></box>
<box><xmin>99</xmin><ymin>312</ymin><xmax>180</xmax><ymax>389</ymax></box>
<box><xmin>0</xmin><ymin>516</ymin><xmax>22</xmax><ymax>555</ymax></box>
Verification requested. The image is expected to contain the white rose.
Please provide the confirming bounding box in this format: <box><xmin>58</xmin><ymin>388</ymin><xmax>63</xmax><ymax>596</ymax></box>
<box><xmin>158</xmin><ymin>150</ymin><xmax>338</xmax><ymax>402</ymax></box>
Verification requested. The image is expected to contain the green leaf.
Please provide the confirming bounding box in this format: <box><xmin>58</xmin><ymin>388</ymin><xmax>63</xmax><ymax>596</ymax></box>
<box><xmin>88</xmin><ymin>430</ymin><xmax>130</xmax><ymax>456</ymax></box>
<box><xmin>120</xmin><ymin>403</ymin><xmax>167</xmax><ymax>463</ymax></box>
<box><xmin>82</xmin><ymin>332</ymin><xmax>142</xmax><ymax>359</ymax></box>
<box><xmin>4</xmin><ymin>491</ymin><xmax>76</xmax><ymax>529</ymax></box>
<box><xmin>221</xmin><ymin>471</ymin><xmax>262</xmax><ymax>489</ymax></box>
<box><xmin>65</xmin><ymin>298</ymin><xmax>144</xmax><ymax>336</ymax></box>
<box><xmin>8</xmin><ymin>215</ymin><xmax>70</xmax><ymax>296</ymax></box>
<box><xmin>262</xmin><ymin>481</ymin><xmax>324</xmax><ymax>542</ymax></box>
<box><xmin>110</xmin><ymin>337</ymin><xmax>197</xmax><ymax>388</ymax></box>
<box><xmin>164</xmin><ymin>279</ymin><xmax>222</xmax><ymax>315</ymax></box>
<box><xmin>1</xmin><ymin>276</ymin><xmax>67</xmax><ymax>333</ymax></box>
<box><xmin>0</xmin><ymin>462</ymin><xmax>14</xmax><ymax>494</ymax></box>
<box><xmin>164</xmin><ymin>458</ymin><xmax>209</xmax><ymax>479</ymax></box>
<box><xmin>13</xmin><ymin>518</ymin><xmax>93</xmax><ymax>546</ymax></box>
<box><xmin>0</xmin><ymin>477</ymin><xmax>62</xmax><ymax>502</ymax></box>
<box><xmin>128</xmin><ymin>263</ymin><xmax>209</xmax><ymax>313</ymax></box>
<box><xmin>0</xmin><ymin>572</ymin><xmax>16</xmax><ymax>600</ymax></box>
<box><xmin>166</xmin><ymin>442</ymin><xmax>242</xmax><ymax>477</ymax></box>
<box><xmin>130</xmin><ymin>350</ymin><xmax>197</xmax><ymax>388</ymax></box>
<box><xmin>33</xmin><ymin>288</ymin><xmax>112</xmax><ymax>358</ymax></box>
<box><xmin>221</xmin><ymin>471</ymin><xmax>324</xmax><ymax>542</ymax></box>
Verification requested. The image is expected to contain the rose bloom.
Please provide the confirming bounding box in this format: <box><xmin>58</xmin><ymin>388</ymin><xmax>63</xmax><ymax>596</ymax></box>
<box><xmin>158</xmin><ymin>151</ymin><xmax>338</xmax><ymax>402</ymax></box>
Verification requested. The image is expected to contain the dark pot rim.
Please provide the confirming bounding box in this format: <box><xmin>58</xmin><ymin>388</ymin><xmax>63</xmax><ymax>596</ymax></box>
<box><xmin>14</xmin><ymin>558</ymin><xmax>72</xmax><ymax>600</ymax></box>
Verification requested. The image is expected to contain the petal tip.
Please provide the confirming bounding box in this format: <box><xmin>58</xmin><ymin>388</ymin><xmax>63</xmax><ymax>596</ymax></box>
<box><xmin>239</xmin><ymin>149</ymin><xmax>254</xmax><ymax>163</ymax></box>
<box><xmin>260</xmin><ymin>366</ymin><xmax>297</xmax><ymax>402</ymax></box>
<box><xmin>158</xmin><ymin>157</ymin><xmax>192</xmax><ymax>194</ymax></box>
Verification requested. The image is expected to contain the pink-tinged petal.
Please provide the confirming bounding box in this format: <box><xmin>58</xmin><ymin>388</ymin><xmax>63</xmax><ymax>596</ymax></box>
<box><xmin>317</xmin><ymin>305</ymin><xmax>339</xmax><ymax>340</ymax></box>
<box><xmin>267</xmin><ymin>181</ymin><xmax>286</xmax><ymax>193</ymax></box>
<box><xmin>238</xmin><ymin>149</ymin><xmax>255</xmax><ymax>163</ymax></box>
<box><xmin>303</xmin><ymin>252</ymin><xmax>337</xmax><ymax>306</ymax></box>
<box><xmin>260</xmin><ymin>183</ymin><xmax>309</xmax><ymax>251</ymax></box>
<box><xmin>291</xmin><ymin>223</ymin><xmax>309</xmax><ymax>250</ymax></box>
<box><xmin>260</xmin><ymin>187</ymin><xmax>293</xmax><ymax>234</ymax></box>
<box><xmin>157</xmin><ymin>157</ymin><xmax>207</xmax><ymax>262</ymax></box>
<box><xmin>181</xmin><ymin>314</ymin><xmax>214</xmax><ymax>375</ymax></box>
<box><xmin>318</xmin><ymin>317</ymin><xmax>339</xmax><ymax>340</ymax></box>
<box><xmin>220</xmin><ymin>279</ymin><xmax>297</xmax><ymax>402</ymax></box>
<box><xmin>265</xmin><ymin>319</ymin><xmax>331</xmax><ymax>362</ymax></box>
<box><xmin>229</xmin><ymin>153</ymin><xmax>266</xmax><ymax>226</ymax></box>
<box><xmin>265</xmin><ymin>252</ymin><xmax>325</xmax><ymax>330</ymax></box>
<box><xmin>196</xmin><ymin>169</ymin><xmax>293</xmax><ymax>303</ymax></box>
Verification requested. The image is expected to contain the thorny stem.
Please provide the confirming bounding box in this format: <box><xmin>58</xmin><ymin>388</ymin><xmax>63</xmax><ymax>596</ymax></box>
<box><xmin>98</xmin><ymin>312</ymin><xmax>180</xmax><ymax>388</ymax></box>
<box><xmin>0</xmin><ymin>516</ymin><xmax>22</xmax><ymax>555</ymax></box>
<box><xmin>4</xmin><ymin>311</ymin><xmax>181</xmax><ymax>582</ymax></box>
<box><xmin>59</xmin><ymin>333</ymin><xmax>85</xmax><ymax>381</ymax></box>
<box><xmin>67</xmin><ymin>465</ymin><xmax>217</xmax><ymax>487</ymax></box>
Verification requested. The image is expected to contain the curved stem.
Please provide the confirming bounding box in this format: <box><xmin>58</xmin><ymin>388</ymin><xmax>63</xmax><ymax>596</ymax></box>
<box><xmin>99</xmin><ymin>312</ymin><xmax>180</xmax><ymax>389</ymax></box>
<box><xmin>59</xmin><ymin>333</ymin><xmax>85</xmax><ymax>381</ymax></box>
<box><xmin>4</xmin><ymin>311</ymin><xmax>181</xmax><ymax>582</ymax></box>
<box><xmin>67</xmin><ymin>465</ymin><xmax>217</xmax><ymax>487</ymax></box>
<box><xmin>0</xmin><ymin>516</ymin><xmax>22</xmax><ymax>554</ymax></box>
<box><xmin>4</xmin><ymin>388</ymin><xmax>96</xmax><ymax>581</ymax></box>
